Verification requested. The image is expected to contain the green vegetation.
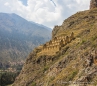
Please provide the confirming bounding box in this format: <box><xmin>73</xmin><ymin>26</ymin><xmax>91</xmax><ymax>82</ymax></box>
<box><xmin>31</xmin><ymin>82</ymin><xmax>36</xmax><ymax>86</ymax></box>
<box><xmin>81</xmin><ymin>39</ymin><xmax>86</xmax><ymax>44</ymax></box>
<box><xmin>0</xmin><ymin>71</ymin><xmax>20</xmax><ymax>86</ymax></box>
<box><xmin>67</xmin><ymin>70</ymin><xmax>78</xmax><ymax>81</ymax></box>
<box><xmin>43</xmin><ymin>66</ymin><xmax>49</xmax><ymax>72</ymax></box>
<box><xmin>91</xmin><ymin>35</ymin><xmax>97</xmax><ymax>41</ymax></box>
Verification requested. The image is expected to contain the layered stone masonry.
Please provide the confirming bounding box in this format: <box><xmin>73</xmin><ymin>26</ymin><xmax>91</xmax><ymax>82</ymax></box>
<box><xmin>37</xmin><ymin>32</ymin><xmax>74</xmax><ymax>56</ymax></box>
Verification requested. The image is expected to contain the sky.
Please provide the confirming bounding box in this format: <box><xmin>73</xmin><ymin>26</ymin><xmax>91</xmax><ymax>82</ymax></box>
<box><xmin>0</xmin><ymin>0</ymin><xmax>90</xmax><ymax>29</ymax></box>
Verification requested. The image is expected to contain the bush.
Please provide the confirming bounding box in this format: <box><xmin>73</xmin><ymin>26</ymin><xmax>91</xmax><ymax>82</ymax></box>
<box><xmin>31</xmin><ymin>82</ymin><xmax>36</xmax><ymax>86</ymax></box>
<box><xmin>43</xmin><ymin>66</ymin><xmax>49</xmax><ymax>72</ymax></box>
<box><xmin>67</xmin><ymin>70</ymin><xmax>78</xmax><ymax>81</ymax></box>
<box><xmin>81</xmin><ymin>40</ymin><xmax>86</xmax><ymax>44</ymax></box>
<box><xmin>92</xmin><ymin>35</ymin><xmax>97</xmax><ymax>41</ymax></box>
<box><xmin>0</xmin><ymin>72</ymin><xmax>20</xmax><ymax>86</ymax></box>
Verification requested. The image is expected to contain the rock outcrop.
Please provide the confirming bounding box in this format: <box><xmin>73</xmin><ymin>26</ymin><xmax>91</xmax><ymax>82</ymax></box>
<box><xmin>90</xmin><ymin>0</ymin><xmax>97</xmax><ymax>9</ymax></box>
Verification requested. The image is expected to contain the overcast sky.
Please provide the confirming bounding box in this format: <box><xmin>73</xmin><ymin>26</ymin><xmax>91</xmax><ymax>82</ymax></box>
<box><xmin>0</xmin><ymin>0</ymin><xmax>90</xmax><ymax>29</ymax></box>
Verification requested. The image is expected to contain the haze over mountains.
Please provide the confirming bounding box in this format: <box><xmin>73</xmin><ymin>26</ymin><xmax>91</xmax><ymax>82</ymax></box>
<box><xmin>0</xmin><ymin>13</ymin><xmax>52</xmax><ymax>68</ymax></box>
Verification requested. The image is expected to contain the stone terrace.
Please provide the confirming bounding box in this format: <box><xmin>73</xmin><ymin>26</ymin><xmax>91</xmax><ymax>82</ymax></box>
<box><xmin>37</xmin><ymin>32</ymin><xmax>74</xmax><ymax>56</ymax></box>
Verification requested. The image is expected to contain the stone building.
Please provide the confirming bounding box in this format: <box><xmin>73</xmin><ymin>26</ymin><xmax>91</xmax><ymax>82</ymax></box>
<box><xmin>37</xmin><ymin>32</ymin><xmax>74</xmax><ymax>56</ymax></box>
<box><xmin>90</xmin><ymin>0</ymin><xmax>97</xmax><ymax>9</ymax></box>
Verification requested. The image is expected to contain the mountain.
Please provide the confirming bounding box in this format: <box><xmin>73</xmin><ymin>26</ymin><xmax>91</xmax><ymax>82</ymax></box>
<box><xmin>0</xmin><ymin>13</ymin><xmax>52</xmax><ymax>69</ymax></box>
<box><xmin>13</xmin><ymin>7</ymin><xmax>97</xmax><ymax>86</ymax></box>
<box><xmin>30</xmin><ymin>21</ymin><xmax>52</xmax><ymax>31</ymax></box>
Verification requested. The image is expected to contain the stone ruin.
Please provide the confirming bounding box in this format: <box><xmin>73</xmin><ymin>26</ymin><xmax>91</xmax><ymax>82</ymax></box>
<box><xmin>37</xmin><ymin>32</ymin><xmax>74</xmax><ymax>56</ymax></box>
<box><xmin>90</xmin><ymin>0</ymin><xmax>97</xmax><ymax>9</ymax></box>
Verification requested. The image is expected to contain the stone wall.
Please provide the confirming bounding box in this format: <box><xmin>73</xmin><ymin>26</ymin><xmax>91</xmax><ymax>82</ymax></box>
<box><xmin>37</xmin><ymin>32</ymin><xmax>74</xmax><ymax>56</ymax></box>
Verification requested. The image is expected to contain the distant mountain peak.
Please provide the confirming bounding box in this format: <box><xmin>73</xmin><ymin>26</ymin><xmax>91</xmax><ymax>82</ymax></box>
<box><xmin>0</xmin><ymin>12</ymin><xmax>51</xmax><ymax>70</ymax></box>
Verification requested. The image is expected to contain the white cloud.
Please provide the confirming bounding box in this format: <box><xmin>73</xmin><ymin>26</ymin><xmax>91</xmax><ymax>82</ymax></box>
<box><xmin>4</xmin><ymin>2</ymin><xmax>9</xmax><ymax>6</ymax></box>
<box><xmin>0</xmin><ymin>0</ymin><xmax>91</xmax><ymax>29</ymax></box>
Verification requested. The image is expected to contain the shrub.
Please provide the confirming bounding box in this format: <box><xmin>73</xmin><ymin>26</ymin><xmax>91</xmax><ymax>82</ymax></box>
<box><xmin>67</xmin><ymin>70</ymin><xmax>78</xmax><ymax>81</ymax></box>
<box><xmin>92</xmin><ymin>35</ymin><xmax>97</xmax><ymax>41</ymax></box>
<box><xmin>43</xmin><ymin>66</ymin><xmax>49</xmax><ymax>72</ymax></box>
<box><xmin>0</xmin><ymin>72</ymin><xmax>19</xmax><ymax>86</ymax></box>
<box><xmin>81</xmin><ymin>40</ymin><xmax>86</xmax><ymax>44</ymax></box>
<box><xmin>31</xmin><ymin>82</ymin><xmax>36</xmax><ymax>86</ymax></box>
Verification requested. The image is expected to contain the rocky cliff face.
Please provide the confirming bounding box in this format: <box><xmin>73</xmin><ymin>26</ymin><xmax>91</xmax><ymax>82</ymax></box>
<box><xmin>90</xmin><ymin>0</ymin><xmax>97</xmax><ymax>9</ymax></box>
<box><xmin>13</xmin><ymin>7</ymin><xmax>97</xmax><ymax>86</ymax></box>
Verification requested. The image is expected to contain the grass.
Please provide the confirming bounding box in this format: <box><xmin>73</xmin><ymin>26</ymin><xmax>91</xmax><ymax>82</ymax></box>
<box><xmin>31</xmin><ymin>82</ymin><xmax>36</xmax><ymax>86</ymax></box>
<box><xmin>91</xmin><ymin>35</ymin><xmax>97</xmax><ymax>41</ymax></box>
<box><xmin>67</xmin><ymin>70</ymin><xmax>78</xmax><ymax>81</ymax></box>
<box><xmin>43</xmin><ymin>65</ymin><xmax>49</xmax><ymax>72</ymax></box>
<box><xmin>81</xmin><ymin>39</ymin><xmax>86</xmax><ymax>44</ymax></box>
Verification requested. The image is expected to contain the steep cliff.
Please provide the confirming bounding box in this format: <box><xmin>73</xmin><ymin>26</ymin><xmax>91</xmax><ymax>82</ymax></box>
<box><xmin>13</xmin><ymin>8</ymin><xmax>97</xmax><ymax>86</ymax></box>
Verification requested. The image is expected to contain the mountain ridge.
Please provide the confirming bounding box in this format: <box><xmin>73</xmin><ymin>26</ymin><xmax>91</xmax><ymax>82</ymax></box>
<box><xmin>13</xmin><ymin>8</ymin><xmax>97</xmax><ymax>86</ymax></box>
<box><xmin>0</xmin><ymin>12</ymin><xmax>51</xmax><ymax>69</ymax></box>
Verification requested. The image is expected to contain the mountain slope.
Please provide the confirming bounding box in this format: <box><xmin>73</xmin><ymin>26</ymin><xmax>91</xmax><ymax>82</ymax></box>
<box><xmin>13</xmin><ymin>8</ymin><xmax>97</xmax><ymax>86</ymax></box>
<box><xmin>0</xmin><ymin>13</ymin><xmax>51</xmax><ymax>69</ymax></box>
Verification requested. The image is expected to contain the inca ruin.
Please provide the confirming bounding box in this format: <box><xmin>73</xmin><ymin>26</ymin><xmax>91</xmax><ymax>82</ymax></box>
<box><xmin>37</xmin><ymin>32</ymin><xmax>74</xmax><ymax>56</ymax></box>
